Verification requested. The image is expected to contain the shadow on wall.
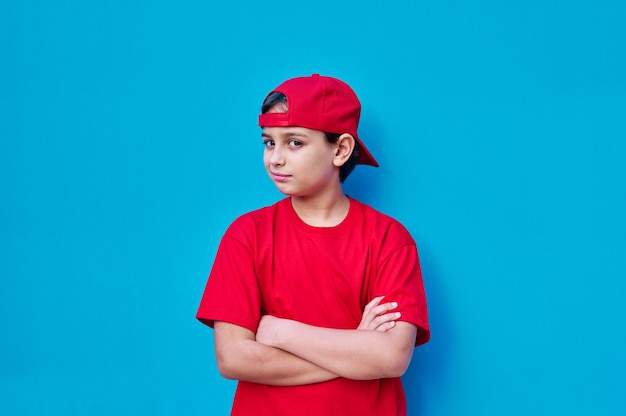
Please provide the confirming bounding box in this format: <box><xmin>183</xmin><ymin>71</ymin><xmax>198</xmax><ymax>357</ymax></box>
<box><xmin>402</xmin><ymin>241</ymin><xmax>452</xmax><ymax>415</ymax></box>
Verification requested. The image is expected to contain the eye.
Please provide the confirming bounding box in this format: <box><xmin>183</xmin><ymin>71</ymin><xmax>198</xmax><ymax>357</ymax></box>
<box><xmin>288</xmin><ymin>139</ymin><xmax>303</xmax><ymax>147</ymax></box>
<box><xmin>263</xmin><ymin>139</ymin><xmax>275</xmax><ymax>148</ymax></box>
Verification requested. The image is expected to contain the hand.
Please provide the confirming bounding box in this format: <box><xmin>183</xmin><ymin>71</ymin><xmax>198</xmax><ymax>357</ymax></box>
<box><xmin>357</xmin><ymin>296</ymin><xmax>401</xmax><ymax>332</ymax></box>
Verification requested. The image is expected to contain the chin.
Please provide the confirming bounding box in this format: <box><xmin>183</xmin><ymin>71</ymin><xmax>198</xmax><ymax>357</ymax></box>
<box><xmin>273</xmin><ymin>183</ymin><xmax>294</xmax><ymax>196</ymax></box>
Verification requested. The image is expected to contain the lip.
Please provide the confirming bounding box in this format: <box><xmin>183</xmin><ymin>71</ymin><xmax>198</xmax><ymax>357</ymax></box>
<box><xmin>271</xmin><ymin>172</ymin><xmax>291</xmax><ymax>182</ymax></box>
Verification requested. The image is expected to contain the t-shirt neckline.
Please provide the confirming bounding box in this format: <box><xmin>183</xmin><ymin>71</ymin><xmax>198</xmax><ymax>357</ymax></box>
<box><xmin>285</xmin><ymin>196</ymin><xmax>357</xmax><ymax>234</ymax></box>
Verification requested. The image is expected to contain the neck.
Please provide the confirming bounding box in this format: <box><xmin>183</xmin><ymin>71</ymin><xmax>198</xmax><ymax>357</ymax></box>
<box><xmin>291</xmin><ymin>186</ymin><xmax>350</xmax><ymax>227</ymax></box>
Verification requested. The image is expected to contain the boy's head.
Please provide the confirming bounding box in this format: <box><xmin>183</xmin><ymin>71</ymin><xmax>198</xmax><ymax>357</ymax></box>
<box><xmin>259</xmin><ymin>74</ymin><xmax>378</xmax><ymax>183</ymax></box>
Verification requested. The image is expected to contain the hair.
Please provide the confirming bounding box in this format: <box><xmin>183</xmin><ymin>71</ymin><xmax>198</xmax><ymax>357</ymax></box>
<box><xmin>261</xmin><ymin>92</ymin><xmax>360</xmax><ymax>183</ymax></box>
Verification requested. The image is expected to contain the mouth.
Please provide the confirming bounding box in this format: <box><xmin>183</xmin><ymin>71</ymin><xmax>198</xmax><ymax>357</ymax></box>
<box><xmin>271</xmin><ymin>172</ymin><xmax>291</xmax><ymax>182</ymax></box>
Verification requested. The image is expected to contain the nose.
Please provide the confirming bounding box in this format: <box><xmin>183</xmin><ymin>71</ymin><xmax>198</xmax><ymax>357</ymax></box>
<box><xmin>269</xmin><ymin>145</ymin><xmax>285</xmax><ymax>166</ymax></box>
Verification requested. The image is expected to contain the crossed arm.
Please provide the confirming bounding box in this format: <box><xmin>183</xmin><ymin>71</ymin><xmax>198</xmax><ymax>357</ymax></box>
<box><xmin>213</xmin><ymin>297</ymin><xmax>418</xmax><ymax>386</ymax></box>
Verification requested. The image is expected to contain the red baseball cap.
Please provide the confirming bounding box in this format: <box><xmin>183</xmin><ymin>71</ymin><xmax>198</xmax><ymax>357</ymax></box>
<box><xmin>258</xmin><ymin>74</ymin><xmax>379</xmax><ymax>167</ymax></box>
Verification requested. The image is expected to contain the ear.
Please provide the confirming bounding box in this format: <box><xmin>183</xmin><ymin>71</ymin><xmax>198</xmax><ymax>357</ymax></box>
<box><xmin>333</xmin><ymin>133</ymin><xmax>356</xmax><ymax>167</ymax></box>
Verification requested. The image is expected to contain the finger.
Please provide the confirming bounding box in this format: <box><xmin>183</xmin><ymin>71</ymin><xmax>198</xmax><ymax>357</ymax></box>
<box><xmin>360</xmin><ymin>301</ymin><xmax>398</xmax><ymax>330</ymax></box>
<box><xmin>374</xmin><ymin>320</ymin><xmax>397</xmax><ymax>332</ymax></box>
<box><xmin>371</xmin><ymin>311</ymin><xmax>402</xmax><ymax>330</ymax></box>
<box><xmin>358</xmin><ymin>297</ymin><xmax>386</xmax><ymax>330</ymax></box>
<box><xmin>363</xmin><ymin>296</ymin><xmax>385</xmax><ymax>314</ymax></box>
<box><xmin>369</xmin><ymin>301</ymin><xmax>398</xmax><ymax>317</ymax></box>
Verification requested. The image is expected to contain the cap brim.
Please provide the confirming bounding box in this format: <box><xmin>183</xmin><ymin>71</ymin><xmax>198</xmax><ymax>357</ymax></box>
<box><xmin>354</xmin><ymin>134</ymin><xmax>379</xmax><ymax>167</ymax></box>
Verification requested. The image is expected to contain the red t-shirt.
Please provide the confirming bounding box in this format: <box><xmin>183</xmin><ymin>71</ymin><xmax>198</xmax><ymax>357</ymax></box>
<box><xmin>197</xmin><ymin>197</ymin><xmax>429</xmax><ymax>416</ymax></box>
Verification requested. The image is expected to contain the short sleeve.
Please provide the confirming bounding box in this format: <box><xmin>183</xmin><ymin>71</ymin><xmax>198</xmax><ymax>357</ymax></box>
<box><xmin>196</xmin><ymin>225</ymin><xmax>261</xmax><ymax>333</ymax></box>
<box><xmin>374</xmin><ymin>243</ymin><xmax>430</xmax><ymax>346</ymax></box>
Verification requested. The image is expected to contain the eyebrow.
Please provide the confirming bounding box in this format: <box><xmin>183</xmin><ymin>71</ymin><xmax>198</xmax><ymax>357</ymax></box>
<box><xmin>261</xmin><ymin>130</ymin><xmax>309</xmax><ymax>139</ymax></box>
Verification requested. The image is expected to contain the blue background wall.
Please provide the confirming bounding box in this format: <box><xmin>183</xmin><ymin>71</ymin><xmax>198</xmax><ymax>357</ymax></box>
<box><xmin>2</xmin><ymin>1</ymin><xmax>625</xmax><ymax>414</ymax></box>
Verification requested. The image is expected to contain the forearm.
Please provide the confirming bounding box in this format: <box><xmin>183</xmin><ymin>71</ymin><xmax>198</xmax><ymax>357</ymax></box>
<box><xmin>259</xmin><ymin>319</ymin><xmax>417</xmax><ymax>380</ymax></box>
<box><xmin>214</xmin><ymin>321</ymin><xmax>338</xmax><ymax>386</ymax></box>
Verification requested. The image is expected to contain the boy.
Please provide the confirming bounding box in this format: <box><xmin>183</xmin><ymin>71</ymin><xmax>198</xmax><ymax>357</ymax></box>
<box><xmin>197</xmin><ymin>74</ymin><xmax>430</xmax><ymax>415</ymax></box>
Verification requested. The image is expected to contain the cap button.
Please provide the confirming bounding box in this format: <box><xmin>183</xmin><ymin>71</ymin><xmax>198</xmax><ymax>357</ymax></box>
<box><xmin>312</xmin><ymin>73</ymin><xmax>320</xmax><ymax>77</ymax></box>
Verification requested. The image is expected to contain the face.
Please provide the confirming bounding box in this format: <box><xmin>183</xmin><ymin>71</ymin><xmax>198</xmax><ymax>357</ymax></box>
<box><xmin>262</xmin><ymin>126</ymin><xmax>340</xmax><ymax>198</ymax></box>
